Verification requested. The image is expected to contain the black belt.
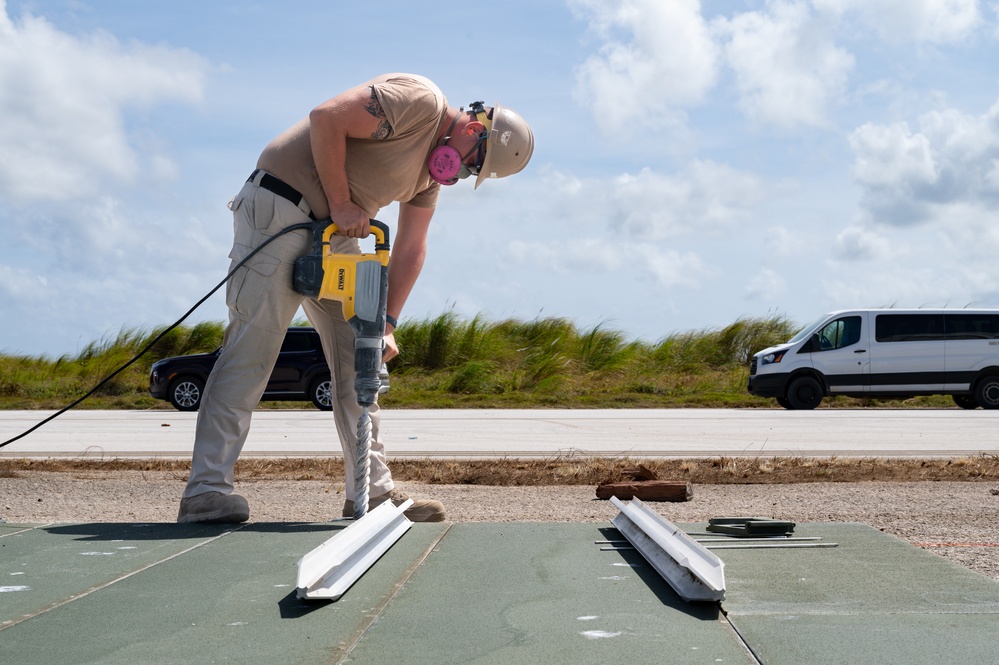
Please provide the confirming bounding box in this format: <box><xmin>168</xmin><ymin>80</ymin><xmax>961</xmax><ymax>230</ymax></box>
<box><xmin>247</xmin><ymin>169</ymin><xmax>316</xmax><ymax>220</ymax></box>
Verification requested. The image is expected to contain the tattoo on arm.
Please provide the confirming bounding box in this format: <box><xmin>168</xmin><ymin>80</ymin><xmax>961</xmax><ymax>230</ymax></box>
<box><xmin>365</xmin><ymin>87</ymin><xmax>392</xmax><ymax>140</ymax></box>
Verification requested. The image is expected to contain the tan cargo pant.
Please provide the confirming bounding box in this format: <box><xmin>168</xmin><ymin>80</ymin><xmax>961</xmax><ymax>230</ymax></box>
<box><xmin>183</xmin><ymin>178</ymin><xmax>394</xmax><ymax>503</ymax></box>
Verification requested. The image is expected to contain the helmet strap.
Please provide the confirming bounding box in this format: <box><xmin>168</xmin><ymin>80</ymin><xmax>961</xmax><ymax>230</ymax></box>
<box><xmin>469</xmin><ymin>101</ymin><xmax>492</xmax><ymax>132</ymax></box>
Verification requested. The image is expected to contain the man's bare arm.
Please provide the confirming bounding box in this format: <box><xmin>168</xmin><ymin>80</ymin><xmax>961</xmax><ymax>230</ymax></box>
<box><xmin>381</xmin><ymin>201</ymin><xmax>433</xmax><ymax>361</ymax></box>
<box><xmin>310</xmin><ymin>84</ymin><xmax>392</xmax><ymax>237</ymax></box>
<box><xmin>363</xmin><ymin>88</ymin><xmax>393</xmax><ymax>141</ymax></box>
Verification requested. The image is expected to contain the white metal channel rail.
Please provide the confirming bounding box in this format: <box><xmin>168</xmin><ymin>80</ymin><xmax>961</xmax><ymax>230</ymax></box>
<box><xmin>1</xmin><ymin>408</ymin><xmax>996</xmax><ymax>459</ymax></box>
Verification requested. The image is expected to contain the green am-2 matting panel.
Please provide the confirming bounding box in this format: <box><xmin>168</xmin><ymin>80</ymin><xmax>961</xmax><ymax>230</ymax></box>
<box><xmin>720</xmin><ymin>522</ymin><xmax>999</xmax><ymax>664</ymax></box>
<box><xmin>2</xmin><ymin>520</ymin><xmax>998</xmax><ymax>664</ymax></box>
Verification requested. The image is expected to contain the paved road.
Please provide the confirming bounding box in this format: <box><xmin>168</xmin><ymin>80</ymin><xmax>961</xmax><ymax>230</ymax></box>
<box><xmin>1</xmin><ymin>408</ymin><xmax>995</xmax><ymax>458</ymax></box>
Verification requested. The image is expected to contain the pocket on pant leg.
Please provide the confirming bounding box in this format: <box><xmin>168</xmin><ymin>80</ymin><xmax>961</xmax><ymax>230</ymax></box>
<box><xmin>225</xmin><ymin>257</ymin><xmax>280</xmax><ymax>319</ymax></box>
<box><xmin>251</xmin><ymin>187</ymin><xmax>275</xmax><ymax>230</ymax></box>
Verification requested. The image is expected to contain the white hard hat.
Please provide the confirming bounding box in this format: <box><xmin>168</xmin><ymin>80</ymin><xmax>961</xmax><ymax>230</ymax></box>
<box><xmin>474</xmin><ymin>103</ymin><xmax>535</xmax><ymax>189</ymax></box>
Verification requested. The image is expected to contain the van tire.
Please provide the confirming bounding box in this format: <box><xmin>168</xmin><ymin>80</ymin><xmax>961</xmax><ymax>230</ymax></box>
<box><xmin>952</xmin><ymin>394</ymin><xmax>979</xmax><ymax>410</ymax></box>
<box><xmin>974</xmin><ymin>376</ymin><xmax>999</xmax><ymax>409</ymax></box>
<box><xmin>785</xmin><ymin>376</ymin><xmax>823</xmax><ymax>410</ymax></box>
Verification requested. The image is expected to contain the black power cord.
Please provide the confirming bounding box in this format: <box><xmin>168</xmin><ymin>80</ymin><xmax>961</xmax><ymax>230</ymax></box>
<box><xmin>0</xmin><ymin>220</ymin><xmax>318</xmax><ymax>449</ymax></box>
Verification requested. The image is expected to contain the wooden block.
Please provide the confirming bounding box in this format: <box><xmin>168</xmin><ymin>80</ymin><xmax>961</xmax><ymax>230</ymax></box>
<box><xmin>621</xmin><ymin>464</ymin><xmax>659</xmax><ymax>481</ymax></box>
<box><xmin>595</xmin><ymin>480</ymin><xmax>693</xmax><ymax>502</ymax></box>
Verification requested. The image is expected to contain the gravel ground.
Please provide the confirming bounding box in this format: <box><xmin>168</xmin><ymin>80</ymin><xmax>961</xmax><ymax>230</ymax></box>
<box><xmin>3</xmin><ymin>471</ymin><xmax>998</xmax><ymax>582</ymax></box>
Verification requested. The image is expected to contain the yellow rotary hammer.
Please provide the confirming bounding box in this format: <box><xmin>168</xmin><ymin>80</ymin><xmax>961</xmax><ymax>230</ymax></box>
<box><xmin>292</xmin><ymin>218</ymin><xmax>390</xmax><ymax>406</ymax></box>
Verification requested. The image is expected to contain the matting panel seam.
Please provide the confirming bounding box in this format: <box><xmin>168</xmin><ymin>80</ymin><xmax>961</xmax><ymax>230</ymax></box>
<box><xmin>0</xmin><ymin>525</ymin><xmax>246</xmax><ymax>632</ymax></box>
<box><xmin>0</xmin><ymin>524</ymin><xmax>54</xmax><ymax>539</ymax></box>
<box><xmin>720</xmin><ymin>607</ymin><xmax>765</xmax><ymax>665</ymax></box>
<box><xmin>330</xmin><ymin>523</ymin><xmax>454</xmax><ymax>665</ymax></box>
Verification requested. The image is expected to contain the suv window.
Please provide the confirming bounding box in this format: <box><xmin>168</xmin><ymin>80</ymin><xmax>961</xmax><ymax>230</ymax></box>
<box><xmin>280</xmin><ymin>331</ymin><xmax>315</xmax><ymax>353</ymax></box>
<box><xmin>945</xmin><ymin>314</ymin><xmax>999</xmax><ymax>340</ymax></box>
<box><xmin>816</xmin><ymin>316</ymin><xmax>862</xmax><ymax>350</ymax></box>
<box><xmin>875</xmin><ymin>314</ymin><xmax>946</xmax><ymax>342</ymax></box>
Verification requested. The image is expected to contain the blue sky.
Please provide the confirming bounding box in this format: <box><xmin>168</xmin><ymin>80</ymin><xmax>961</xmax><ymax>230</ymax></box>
<box><xmin>3</xmin><ymin>0</ymin><xmax>999</xmax><ymax>357</ymax></box>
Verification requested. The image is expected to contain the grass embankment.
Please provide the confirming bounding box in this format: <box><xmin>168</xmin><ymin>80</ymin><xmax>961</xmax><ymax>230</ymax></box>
<box><xmin>0</xmin><ymin>312</ymin><xmax>955</xmax><ymax>410</ymax></box>
<box><xmin>0</xmin><ymin>313</ymin><xmax>989</xmax><ymax>485</ymax></box>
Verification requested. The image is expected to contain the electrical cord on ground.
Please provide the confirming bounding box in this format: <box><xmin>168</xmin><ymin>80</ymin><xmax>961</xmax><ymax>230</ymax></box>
<box><xmin>0</xmin><ymin>221</ymin><xmax>318</xmax><ymax>450</ymax></box>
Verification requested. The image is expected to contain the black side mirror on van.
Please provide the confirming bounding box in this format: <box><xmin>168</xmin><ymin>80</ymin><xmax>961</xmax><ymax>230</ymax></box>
<box><xmin>803</xmin><ymin>334</ymin><xmax>820</xmax><ymax>353</ymax></box>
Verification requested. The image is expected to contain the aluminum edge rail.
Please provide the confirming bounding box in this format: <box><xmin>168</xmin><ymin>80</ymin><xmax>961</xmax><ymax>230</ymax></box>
<box><xmin>296</xmin><ymin>499</ymin><xmax>414</xmax><ymax>600</ymax></box>
<box><xmin>610</xmin><ymin>496</ymin><xmax>726</xmax><ymax>602</ymax></box>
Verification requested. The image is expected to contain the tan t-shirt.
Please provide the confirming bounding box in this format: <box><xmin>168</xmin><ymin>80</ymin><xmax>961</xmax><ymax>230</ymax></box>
<box><xmin>256</xmin><ymin>73</ymin><xmax>445</xmax><ymax>219</ymax></box>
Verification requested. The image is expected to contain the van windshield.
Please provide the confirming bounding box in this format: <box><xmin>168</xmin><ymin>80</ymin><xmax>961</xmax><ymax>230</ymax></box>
<box><xmin>787</xmin><ymin>314</ymin><xmax>830</xmax><ymax>344</ymax></box>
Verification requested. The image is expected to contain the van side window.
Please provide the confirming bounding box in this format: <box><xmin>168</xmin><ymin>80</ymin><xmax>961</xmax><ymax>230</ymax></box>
<box><xmin>945</xmin><ymin>314</ymin><xmax>999</xmax><ymax>340</ymax></box>
<box><xmin>875</xmin><ymin>314</ymin><xmax>946</xmax><ymax>342</ymax></box>
<box><xmin>816</xmin><ymin>316</ymin><xmax>862</xmax><ymax>350</ymax></box>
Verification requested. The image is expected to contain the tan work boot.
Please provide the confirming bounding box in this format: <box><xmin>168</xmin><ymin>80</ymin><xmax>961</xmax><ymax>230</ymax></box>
<box><xmin>342</xmin><ymin>489</ymin><xmax>446</xmax><ymax>522</ymax></box>
<box><xmin>177</xmin><ymin>491</ymin><xmax>250</xmax><ymax>524</ymax></box>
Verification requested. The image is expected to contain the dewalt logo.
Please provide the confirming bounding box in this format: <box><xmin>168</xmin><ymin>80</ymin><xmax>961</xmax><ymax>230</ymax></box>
<box><xmin>337</xmin><ymin>268</ymin><xmax>346</xmax><ymax>291</ymax></box>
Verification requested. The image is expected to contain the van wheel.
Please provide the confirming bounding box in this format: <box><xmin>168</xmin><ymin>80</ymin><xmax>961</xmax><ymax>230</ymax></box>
<box><xmin>952</xmin><ymin>394</ymin><xmax>979</xmax><ymax>410</ymax></box>
<box><xmin>974</xmin><ymin>376</ymin><xmax>999</xmax><ymax>409</ymax></box>
<box><xmin>786</xmin><ymin>376</ymin><xmax>823</xmax><ymax>410</ymax></box>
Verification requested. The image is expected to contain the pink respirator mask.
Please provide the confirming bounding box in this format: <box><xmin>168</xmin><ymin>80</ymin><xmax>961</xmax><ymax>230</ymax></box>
<box><xmin>427</xmin><ymin>106</ymin><xmax>488</xmax><ymax>186</ymax></box>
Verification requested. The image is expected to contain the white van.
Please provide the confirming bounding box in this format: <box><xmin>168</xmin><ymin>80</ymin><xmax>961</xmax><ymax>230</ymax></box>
<box><xmin>747</xmin><ymin>309</ymin><xmax>999</xmax><ymax>409</ymax></box>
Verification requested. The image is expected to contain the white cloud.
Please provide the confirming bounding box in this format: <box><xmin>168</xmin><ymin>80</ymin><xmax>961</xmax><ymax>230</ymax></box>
<box><xmin>570</xmin><ymin>0</ymin><xmax>719</xmax><ymax>134</ymax></box>
<box><xmin>761</xmin><ymin>226</ymin><xmax>805</xmax><ymax>259</ymax></box>
<box><xmin>0</xmin><ymin>2</ymin><xmax>208</xmax><ymax>205</ymax></box>
<box><xmin>849</xmin><ymin>99</ymin><xmax>999</xmax><ymax>225</ymax></box>
<box><xmin>850</xmin><ymin>122</ymin><xmax>939</xmax><ymax>188</ymax></box>
<box><xmin>545</xmin><ymin>161</ymin><xmax>764</xmax><ymax>240</ymax></box>
<box><xmin>505</xmin><ymin>238</ymin><xmax>612</xmax><ymax>271</ymax></box>
<box><xmin>611</xmin><ymin>162</ymin><xmax>765</xmax><ymax>238</ymax></box>
<box><xmin>506</xmin><ymin>162</ymin><xmax>765</xmax><ymax>247</ymax></box>
<box><xmin>495</xmin><ymin>162</ymin><xmax>761</xmax><ymax>293</ymax></box>
<box><xmin>506</xmin><ymin>237</ymin><xmax>708</xmax><ymax>290</ymax></box>
<box><xmin>631</xmin><ymin>244</ymin><xmax>711</xmax><ymax>289</ymax></box>
<box><xmin>0</xmin><ymin>2</ymin><xmax>222</xmax><ymax>356</ymax></box>
<box><xmin>0</xmin><ymin>264</ymin><xmax>49</xmax><ymax>302</ymax></box>
<box><xmin>820</xmin><ymin>203</ymin><xmax>999</xmax><ymax>313</ymax></box>
<box><xmin>814</xmin><ymin>0</ymin><xmax>982</xmax><ymax>44</ymax></box>
<box><xmin>714</xmin><ymin>1</ymin><xmax>854</xmax><ymax>130</ymax></box>
<box><xmin>561</xmin><ymin>237</ymin><xmax>623</xmax><ymax>271</ymax></box>
<box><xmin>833</xmin><ymin>225</ymin><xmax>894</xmax><ymax>260</ymax></box>
<box><xmin>744</xmin><ymin>268</ymin><xmax>787</xmax><ymax>301</ymax></box>
<box><xmin>571</xmin><ymin>1</ymin><xmax>992</xmax><ymax>135</ymax></box>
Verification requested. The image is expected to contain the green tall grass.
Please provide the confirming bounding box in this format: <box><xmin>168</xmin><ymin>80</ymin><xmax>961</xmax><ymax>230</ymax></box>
<box><xmin>0</xmin><ymin>312</ymin><xmax>956</xmax><ymax>410</ymax></box>
<box><xmin>387</xmin><ymin>312</ymin><xmax>801</xmax><ymax>407</ymax></box>
<box><xmin>0</xmin><ymin>321</ymin><xmax>225</xmax><ymax>409</ymax></box>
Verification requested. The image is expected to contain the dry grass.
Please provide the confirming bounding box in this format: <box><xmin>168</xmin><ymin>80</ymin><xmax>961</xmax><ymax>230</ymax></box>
<box><xmin>2</xmin><ymin>455</ymin><xmax>998</xmax><ymax>485</ymax></box>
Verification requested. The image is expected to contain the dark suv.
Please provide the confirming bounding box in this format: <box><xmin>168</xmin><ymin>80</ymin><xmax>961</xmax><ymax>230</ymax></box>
<box><xmin>149</xmin><ymin>327</ymin><xmax>332</xmax><ymax>411</ymax></box>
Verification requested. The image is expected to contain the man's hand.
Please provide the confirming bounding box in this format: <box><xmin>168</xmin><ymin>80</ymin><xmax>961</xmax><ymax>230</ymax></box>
<box><xmin>383</xmin><ymin>331</ymin><xmax>398</xmax><ymax>363</ymax></box>
<box><xmin>331</xmin><ymin>200</ymin><xmax>370</xmax><ymax>238</ymax></box>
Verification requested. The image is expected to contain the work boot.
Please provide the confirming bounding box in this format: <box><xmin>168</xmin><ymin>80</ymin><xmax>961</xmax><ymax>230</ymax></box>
<box><xmin>342</xmin><ymin>489</ymin><xmax>446</xmax><ymax>522</ymax></box>
<box><xmin>177</xmin><ymin>491</ymin><xmax>250</xmax><ymax>524</ymax></box>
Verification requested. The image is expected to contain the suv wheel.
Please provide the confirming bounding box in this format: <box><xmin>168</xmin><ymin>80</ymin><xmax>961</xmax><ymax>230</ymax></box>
<box><xmin>310</xmin><ymin>376</ymin><xmax>333</xmax><ymax>411</ymax></box>
<box><xmin>169</xmin><ymin>377</ymin><xmax>205</xmax><ymax>411</ymax></box>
